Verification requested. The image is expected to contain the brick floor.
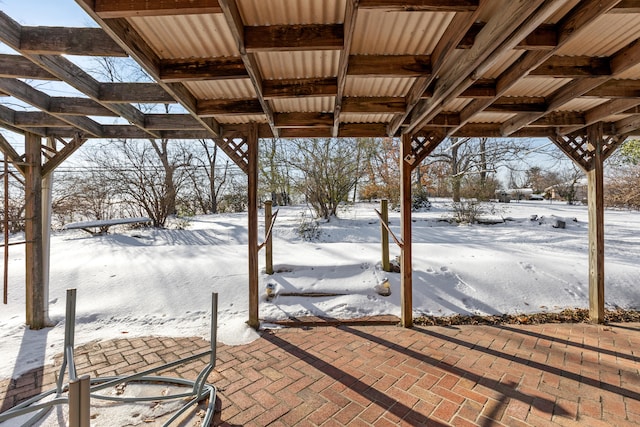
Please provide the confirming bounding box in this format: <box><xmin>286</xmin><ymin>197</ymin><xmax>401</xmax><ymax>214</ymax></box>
<box><xmin>0</xmin><ymin>322</ymin><xmax>638</xmax><ymax>426</ymax></box>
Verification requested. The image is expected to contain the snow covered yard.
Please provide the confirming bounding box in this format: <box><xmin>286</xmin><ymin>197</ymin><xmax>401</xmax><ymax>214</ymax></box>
<box><xmin>1</xmin><ymin>200</ymin><xmax>639</xmax><ymax>380</ymax></box>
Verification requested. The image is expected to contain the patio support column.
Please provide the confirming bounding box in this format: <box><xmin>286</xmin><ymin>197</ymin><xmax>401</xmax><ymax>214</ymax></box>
<box><xmin>247</xmin><ymin>124</ymin><xmax>260</xmax><ymax>329</ymax></box>
<box><xmin>400</xmin><ymin>134</ymin><xmax>413</xmax><ymax>328</ymax></box>
<box><xmin>586</xmin><ymin>123</ymin><xmax>605</xmax><ymax>323</ymax></box>
<box><xmin>25</xmin><ymin>132</ymin><xmax>45</xmax><ymax>329</ymax></box>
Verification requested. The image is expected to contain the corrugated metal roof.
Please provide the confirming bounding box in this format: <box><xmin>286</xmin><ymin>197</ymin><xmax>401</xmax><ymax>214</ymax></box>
<box><xmin>441</xmin><ymin>98</ymin><xmax>472</xmax><ymax>112</ymax></box>
<box><xmin>555</xmin><ymin>98</ymin><xmax>608</xmax><ymax>112</ymax></box>
<box><xmin>345</xmin><ymin>77</ymin><xmax>414</xmax><ymax>97</ymax></box>
<box><xmin>238</xmin><ymin>0</ymin><xmax>346</xmax><ymax>25</ymax></box>
<box><xmin>480</xmin><ymin>50</ymin><xmax>525</xmax><ymax>80</ymax></box>
<box><xmin>352</xmin><ymin>10</ymin><xmax>454</xmax><ymax>55</ymax></box>
<box><xmin>501</xmin><ymin>77</ymin><xmax>573</xmax><ymax>97</ymax></box>
<box><xmin>340</xmin><ymin>113</ymin><xmax>394</xmax><ymax>123</ymax></box>
<box><xmin>467</xmin><ymin>112</ymin><xmax>516</xmax><ymax>124</ymax></box>
<box><xmin>257</xmin><ymin>51</ymin><xmax>339</xmax><ymax>79</ymax></box>
<box><xmin>271</xmin><ymin>97</ymin><xmax>335</xmax><ymax>113</ymax></box>
<box><xmin>185</xmin><ymin>80</ymin><xmax>256</xmax><ymax>100</ymax></box>
<box><xmin>128</xmin><ymin>14</ymin><xmax>237</xmax><ymax>59</ymax></box>
<box><xmin>215</xmin><ymin>114</ymin><xmax>267</xmax><ymax>125</ymax></box>
<box><xmin>556</xmin><ymin>14</ymin><xmax>640</xmax><ymax>57</ymax></box>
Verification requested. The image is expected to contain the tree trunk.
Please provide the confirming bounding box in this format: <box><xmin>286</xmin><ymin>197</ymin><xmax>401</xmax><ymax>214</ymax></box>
<box><xmin>451</xmin><ymin>140</ymin><xmax>461</xmax><ymax>202</ymax></box>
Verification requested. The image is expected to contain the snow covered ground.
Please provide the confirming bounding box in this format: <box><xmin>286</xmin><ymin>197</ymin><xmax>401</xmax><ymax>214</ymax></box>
<box><xmin>1</xmin><ymin>199</ymin><xmax>639</xmax><ymax>380</ymax></box>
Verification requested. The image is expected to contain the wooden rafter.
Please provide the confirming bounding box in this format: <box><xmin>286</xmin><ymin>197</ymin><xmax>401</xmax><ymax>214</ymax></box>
<box><xmin>0</xmin><ymin>12</ymin><xmax>161</xmax><ymax>139</ymax></box>
<box><xmin>218</xmin><ymin>0</ymin><xmax>278</xmax><ymax>139</ymax></box>
<box><xmin>0</xmin><ymin>78</ymin><xmax>103</xmax><ymax>137</ymax></box>
<box><xmin>358</xmin><ymin>0</ymin><xmax>479</xmax><ymax>12</ymax></box>
<box><xmin>388</xmin><ymin>6</ymin><xmax>483</xmax><ymax>135</ymax></box>
<box><xmin>0</xmin><ymin>54</ymin><xmax>58</xmax><ymax>80</ymax></box>
<box><xmin>501</xmin><ymin>4</ymin><xmax>640</xmax><ymax>136</ymax></box>
<box><xmin>75</xmin><ymin>1</ymin><xmax>223</xmax><ymax>141</ymax></box>
<box><xmin>453</xmin><ymin>0</ymin><xmax>625</xmax><ymax>138</ymax></box>
<box><xmin>20</xmin><ymin>26</ymin><xmax>127</xmax><ymax>56</ymax></box>
<box><xmin>41</xmin><ymin>136</ymin><xmax>88</xmax><ymax>177</ymax></box>
<box><xmin>403</xmin><ymin>0</ymin><xmax>565</xmax><ymax>136</ymax></box>
<box><xmin>559</xmin><ymin>99</ymin><xmax>640</xmax><ymax>135</ymax></box>
<box><xmin>245</xmin><ymin>24</ymin><xmax>344</xmax><ymax>52</ymax></box>
<box><xmin>333</xmin><ymin>0</ymin><xmax>358</xmax><ymax>138</ymax></box>
<box><xmin>94</xmin><ymin>0</ymin><xmax>222</xmax><ymax>18</ymax></box>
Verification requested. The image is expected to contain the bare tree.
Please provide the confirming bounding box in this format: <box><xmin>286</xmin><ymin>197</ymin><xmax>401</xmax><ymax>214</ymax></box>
<box><xmin>183</xmin><ymin>139</ymin><xmax>231</xmax><ymax>214</ymax></box>
<box><xmin>259</xmin><ymin>138</ymin><xmax>293</xmax><ymax>206</ymax></box>
<box><xmin>289</xmin><ymin>138</ymin><xmax>365</xmax><ymax>219</ymax></box>
<box><xmin>425</xmin><ymin>137</ymin><xmax>536</xmax><ymax>201</ymax></box>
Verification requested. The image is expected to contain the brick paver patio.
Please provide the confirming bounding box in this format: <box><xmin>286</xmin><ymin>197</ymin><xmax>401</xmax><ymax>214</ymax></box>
<box><xmin>1</xmin><ymin>322</ymin><xmax>639</xmax><ymax>426</ymax></box>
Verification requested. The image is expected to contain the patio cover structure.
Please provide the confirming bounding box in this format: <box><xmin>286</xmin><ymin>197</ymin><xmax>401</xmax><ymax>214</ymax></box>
<box><xmin>1</xmin><ymin>0</ymin><xmax>640</xmax><ymax>330</ymax></box>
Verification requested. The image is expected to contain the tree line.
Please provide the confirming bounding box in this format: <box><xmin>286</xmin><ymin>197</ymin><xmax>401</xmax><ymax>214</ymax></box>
<box><xmin>1</xmin><ymin>136</ymin><xmax>638</xmax><ymax>232</ymax></box>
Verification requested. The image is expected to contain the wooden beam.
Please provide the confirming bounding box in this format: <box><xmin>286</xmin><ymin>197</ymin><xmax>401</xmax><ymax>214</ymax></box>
<box><xmin>144</xmin><ymin>114</ymin><xmax>204</xmax><ymax>130</ymax></box>
<box><xmin>245</xmin><ymin>24</ymin><xmax>344</xmax><ymax>52</ymax></box>
<box><xmin>197</xmin><ymin>98</ymin><xmax>263</xmax><ymax>116</ymax></box>
<box><xmin>159</xmin><ymin>57</ymin><xmax>248</xmax><ymax>82</ymax></box>
<box><xmin>49</xmin><ymin>97</ymin><xmax>118</xmax><ymax>117</ymax></box>
<box><xmin>42</xmin><ymin>136</ymin><xmax>88</xmax><ymax>177</ymax></box>
<box><xmin>583</xmin><ymin>79</ymin><xmax>640</xmax><ymax>98</ymax></box>
<box><xmin>247</xmin><ymin>124</ymin><xmax>259</xmax><ymax>329</ymax></box>
<box><xmin>75</xmin><ymin>1</ymin><xmax>224</xmax><ymax>139</ymax></box>
<box><xmin>388</xmin><ymin>7</ymin><xmax>482</xmax><ymax>135</ymax></box>
<box><xmin>530</xmin><ymin>111</ymin><xmax>585</xmax><ymax>127</ymax></box>
<box><xmin>333</xmin><ymin>0</ymin><xmax>358</xmax><ymax>137</ymax></box>
<box><xmin>24</xmin><ymin>132</ymin><xmax>45</xmax><ymax>329</ymax></box>
<box><xmin>400</xmin><ymin>133</ymin><xmax>412</xmax><ymax>328</ymax></box>
<box><xmin>359</xmin><ymin>0</ymin><xmax>478</xmax><ymax>11</ymax></box>
<box><xmin>262</xmin><ymin>78</ymin><xmax>337</xmax><ymax>99</ymax></box>
<box><xmin>612</xmin><ymin>0</ymin><xmax>640</xmax><ymax>12</ymax></box>
<box><xmin>20</xmin><ymin>26</ymin><xmax>127</xmax><ymax>56</ymax></box>
<box><xmin>560</xmin><ymin>99</ymin><xmax>640</xmax><ymax>135</ymax></box>
<box><xmin>0</xmin><ymin>54</ymin><xmax>58</xmax><ymax>80</ymax></box>
<box><xmin>586</xmin><ymin>123</ymin><xmax>605</xmax><ymax>324</ymax></box>
<box><xmin>0</xmin><ymin>12</ymin><xmax>164</xmax><ymax>138</ymax></box>
<box><xmin>348</xmin><ymin>55</ymin><xmax>432</xmax><ymax>77</ymax></box>
<box><xmin>450</xmin><ymin>123</ymin><xmax>555</xmax><ymax>138</ymax></box>
<box><xmin>342</xmin><ymin>97</ymin><xmax>406</xmax><ymax>113</ymax></box>
<box><xmin>98</xmin><ymin>83</ymin><xmax>175</xmax><ymax>103</ymax></box>
<box><xmin>460</xmin><ymin>23</ymin><xmax>557</xmax><ymax>50</ymax></box>
<box><xmin>0</xmin><ymin>78</ymin><xmax>104</xmax><ymax>137</ymax></box>
<box><xmin>455</xmin><ymin>0</ymin><xmax>621</xmax><ymax>137</ymax></box>
<box><xmin>274</xmin><ymin>112</ymin><xmax>333</xmax><ymax>128</ymax></box>
<box><xmin>404</xmin><ymin>0</ymin><xmax>551</xmax><ymax>135</ymax></box>
<box><xmin>530</xmin><ymin>56</ymin><xmax>611</xmax><ymax>77</ymax></box>
<box><xmin>503</xmin><ymin>35</ymin><xmax>640</xmax><ymax>136</ymax></box>
<box><xmin>613</xmin><ymin>114</ymin><xmax>640</xmax><ymax>135</ymax></box>
<box><xmin>486</xmin><ymin>97</ymin><xmax>547</xmax><ymax>113</ymax></box>
<box><xmin>14</xmin><ymin>112</ymin><xmax>70</xmax><ymax>127</ymax></box>
<box><xmin>94</xmin><ymin>0</ymin><xmax>222</xmax><ymax>18</ymax></box>
<box><xmin>219</xmin><ymin>0</ymin><xmax>278</xmax><ymax>138</ymax></box>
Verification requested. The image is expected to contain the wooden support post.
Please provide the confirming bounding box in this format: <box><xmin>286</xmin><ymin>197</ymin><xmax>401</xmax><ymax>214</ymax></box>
<box><xmin>586</xmin><ymin>124</ymin><xmax>605</xmax><ymax>323</ymax></box>
<box><xmin>25</xmin><ymin>132</ymin><xmax>45</xmax><ymax>329</ymax></box>
<box><xmin>247</xmin><ymin>124</ymin><xmax>260</xmax><ymax>329</ymax></box>
<box><xmin>42</xmin><ymin>137</ymin><xmax>54</xmax><ymax>323</ymax></box>
<box><xmin>400</xmin><ymin>134</ymin><xmax>413</xmax><ymax>328</ymax></box>
<box><xmin>3</xmin><ymin>157</ymin><xmax>8</xmax><ymax>305</ymax></box>
<box><xmin>380</xmin><ymin>199</ymin><xmax>390</xmax><ymax>272</ymax></box>
<box><xmin>265</xmin><ymin>200</ymin><xmax>274</xmax><ymax>275</ymax></box>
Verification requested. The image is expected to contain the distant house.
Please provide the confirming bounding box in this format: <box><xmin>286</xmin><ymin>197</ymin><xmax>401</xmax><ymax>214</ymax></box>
<box><xmin>544</xmin><ymin>177</ymin><xmax>588</xmax><ymax>203</ymax></box>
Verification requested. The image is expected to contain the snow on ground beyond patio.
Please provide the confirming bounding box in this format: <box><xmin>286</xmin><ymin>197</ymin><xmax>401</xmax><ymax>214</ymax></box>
<box><xmin>1</xmin><ymin>200</ymin><xmax>639</xmax><ymax>380</ymax></box>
